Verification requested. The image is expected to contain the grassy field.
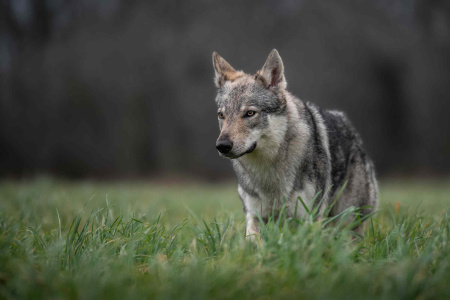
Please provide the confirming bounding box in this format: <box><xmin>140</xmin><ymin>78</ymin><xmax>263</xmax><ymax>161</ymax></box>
<box><xmin>1</xmin><ymin>177</ymin><xmax>450</xmax><ymax>299</ymax></box>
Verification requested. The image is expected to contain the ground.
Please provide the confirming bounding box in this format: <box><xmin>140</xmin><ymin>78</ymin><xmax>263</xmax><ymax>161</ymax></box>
<box><xmin>0</xmin><ymin>177</ymin><xmax>450</xmax><ymax>299</ymax></box>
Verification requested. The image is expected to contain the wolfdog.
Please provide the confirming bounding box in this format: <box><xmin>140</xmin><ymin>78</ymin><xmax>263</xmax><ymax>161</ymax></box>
<box><xmin>212</xmin><ymin>49</ymin><xmax>378</xmax><ymax>237</ymax></box>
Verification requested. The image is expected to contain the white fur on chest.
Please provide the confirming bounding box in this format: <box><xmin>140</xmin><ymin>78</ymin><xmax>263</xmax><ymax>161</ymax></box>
<box><xmin>238</xmin><ymin>180</ymin><xmax>316</xmax><ymax>219</ymax></box>
<box><xmin>235</xmin><ymin>98</ymin><xmax>316</xmax><ymax>220</ymax></box>
<box><xmin>235</xmin><ymin>113</ymin><xmax>292</xmax><ymax>201</ymax></box>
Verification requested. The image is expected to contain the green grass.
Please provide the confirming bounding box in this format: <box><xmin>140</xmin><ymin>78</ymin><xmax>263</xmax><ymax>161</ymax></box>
<box><xmin>1</xmin><ymin>177</ymin><xmax>450</xmax><ymax>299</ymax></box>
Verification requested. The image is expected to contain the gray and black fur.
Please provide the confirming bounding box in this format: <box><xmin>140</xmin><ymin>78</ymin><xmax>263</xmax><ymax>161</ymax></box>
<box><xmin>212</xmin><ymin>49</ymin><xmax>378</xmax><ymax>237</ymax></box>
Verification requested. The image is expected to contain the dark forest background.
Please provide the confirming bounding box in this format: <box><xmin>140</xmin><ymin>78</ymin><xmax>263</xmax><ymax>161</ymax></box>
<box><xmin>1</xmin><ymin>0</ymin><xmax>449</xmax><ymax>179</ymax></box>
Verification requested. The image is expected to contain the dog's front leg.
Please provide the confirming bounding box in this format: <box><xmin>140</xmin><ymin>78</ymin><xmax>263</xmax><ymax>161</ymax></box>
<box><xmin>238</xmin><ymin>185</ymin><xmax>264</xmax><ymax>240</ymax></box>
<box><xmin>245</xmin><ymin>214</ymin><xmax>260</xmax><ymax>239</ymax></box>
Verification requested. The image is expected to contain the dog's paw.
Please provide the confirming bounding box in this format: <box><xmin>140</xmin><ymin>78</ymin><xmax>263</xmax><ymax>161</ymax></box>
<box><xmin>245</xmin><ymin>228</ymin><xmax>263</xmax><ymax>247</ymax></box>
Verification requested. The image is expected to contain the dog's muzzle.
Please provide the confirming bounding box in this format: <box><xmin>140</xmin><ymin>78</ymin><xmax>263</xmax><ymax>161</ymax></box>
<box><xmin>218</xmin><ymin>142</ymin><xmax>257</xmax><ymax>159</ymax></box>
<box><xmin>244</xmin><ymin>142</ymin><xmax>257</xmax><ymax>155</ymax></box>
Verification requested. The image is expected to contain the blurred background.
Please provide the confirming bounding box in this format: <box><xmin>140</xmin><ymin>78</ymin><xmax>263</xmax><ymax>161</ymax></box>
<box><xmin>0</xmin><ymin>0</ymin><xmax>449</xmax><ymax>180</ymax></box>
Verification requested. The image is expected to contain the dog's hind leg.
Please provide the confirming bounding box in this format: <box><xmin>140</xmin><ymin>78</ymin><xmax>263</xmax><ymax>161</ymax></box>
<box><xmin>330</xmin><ymin>151</ymin><xmax>378</xmax><ymax>236</ymax></box>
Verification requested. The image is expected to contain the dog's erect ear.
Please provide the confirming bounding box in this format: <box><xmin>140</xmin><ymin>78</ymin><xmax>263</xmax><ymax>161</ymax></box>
<box><xmin>256</xmin><ymin>49</ymin><xmax>286</xmax><ymax>90</ymax></box>
<box><xmin>212</xmin><ymin>52</ymin><xmax>242</xmax><ymax>88</ymax></box>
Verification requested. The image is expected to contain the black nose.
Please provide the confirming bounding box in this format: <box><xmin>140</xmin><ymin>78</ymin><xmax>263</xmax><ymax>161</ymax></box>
<box><xmin>216</xmin><ymin>140</ymin><xmax>233</xmax><ymax>154</ymax></box>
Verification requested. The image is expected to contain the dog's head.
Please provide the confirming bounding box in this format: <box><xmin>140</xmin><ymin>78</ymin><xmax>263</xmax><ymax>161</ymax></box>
<box><xmin>212</xmin><ymin>49</ymin><xmax>288</xmax><ymax>159</ymax></box>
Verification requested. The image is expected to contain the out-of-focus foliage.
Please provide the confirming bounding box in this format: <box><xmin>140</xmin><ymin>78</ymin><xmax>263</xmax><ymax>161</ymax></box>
<box><xmin>1</xmin><ymin>0</ymin><xmax>449</xmax><ymax>178</ymax></box>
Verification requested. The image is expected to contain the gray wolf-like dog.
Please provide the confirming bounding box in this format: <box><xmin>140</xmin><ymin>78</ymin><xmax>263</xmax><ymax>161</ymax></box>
<box><xmin>212</xmin><ymin>49</ymin><xmax>378</xmax><ymax>237</ymax></box>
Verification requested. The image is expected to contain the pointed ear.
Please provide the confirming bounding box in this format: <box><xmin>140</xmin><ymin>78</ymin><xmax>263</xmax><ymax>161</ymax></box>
<box><xmin>212</xmin><ymin>52</ymin><xmax>243</xmax><ymax>88</ymax></box>
<box><xmin>256</xmin><ymin>49</ymin><xmax>286</xmax><ymax>90</ymax></box>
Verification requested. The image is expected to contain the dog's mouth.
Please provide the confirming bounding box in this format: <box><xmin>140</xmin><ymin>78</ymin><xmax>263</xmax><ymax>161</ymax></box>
<box><xmin>222</xmin><ymin>143</ymin><xmax>257</xmax><ymax>159</ymax></box>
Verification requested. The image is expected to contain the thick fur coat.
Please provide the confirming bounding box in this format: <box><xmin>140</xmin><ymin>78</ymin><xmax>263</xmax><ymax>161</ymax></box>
<box><xmin>213</xmin><ymin>49</ymin><xmax>378</xmax><ymax>237</ymax></box>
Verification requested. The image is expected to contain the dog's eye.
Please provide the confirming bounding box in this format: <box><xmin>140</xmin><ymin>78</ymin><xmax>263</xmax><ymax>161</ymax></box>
<box><xmin>218</xmin><ymin>112</ymin><xmax>225</xmax><ymax>119</ymax></box>
<box><xmin>245</xmin><ymin>110</ymin><xmax>256</xmax><ymax>117</ymax></box>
